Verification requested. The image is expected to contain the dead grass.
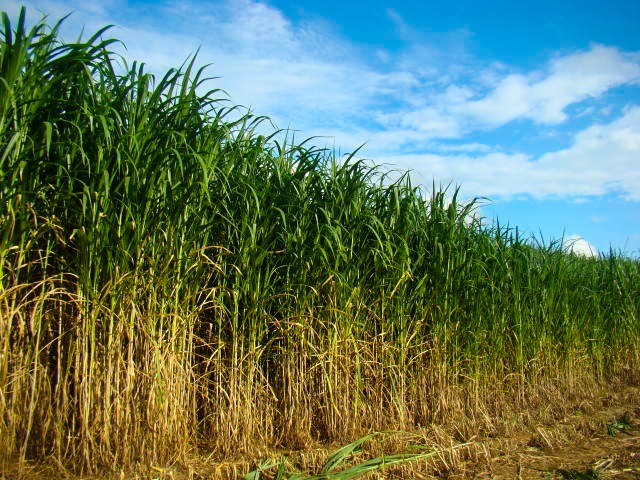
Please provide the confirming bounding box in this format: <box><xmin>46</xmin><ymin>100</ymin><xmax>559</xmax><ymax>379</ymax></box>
<box><xmin>2</xmin><ymin>382</ymin><xmax>638</xmax><ymax>480</ymax></box>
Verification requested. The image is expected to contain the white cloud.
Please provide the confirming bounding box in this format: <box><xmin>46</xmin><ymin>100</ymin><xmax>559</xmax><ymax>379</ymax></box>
<box><xmin>371</xmin><ymin>45</ymin><xmax>640</xmax><ymax>143</ymax></box>
<box><xmin>458</xmin><ymin>74</ymin><xmax>532</xmax><ymax>125</ymax></box>
<box><xmin>379</xmin><ymin>151</ymin><xmax>533</xmax><ymax>198</ymax></box>
<box><xmin>380</xmin><ymin>106</ymin><xmax>640</xmax><ymax>200</ymax></box>
<box><xmin>380</xmin><ymin>107</ymin><xmax>462</xmax><ymax>138</ymax></box>
<box><xmin>563</xmin><ymin>235</ymin><xmax>598</xmax><ymax>257</ymax></box>
<box><xmin>537</xmin><ymin>106</ymin><xmax>640</xmax><ymax>199</ymax></box>
<box><xmin>455</xmin><ymin>45</ymin><xmax>640</xmax><ymax>127</ymax></box>
<box><xmin>431</xmin><ymin>142</ymin><xmax>493</xmax><ymax>153</ymax></box>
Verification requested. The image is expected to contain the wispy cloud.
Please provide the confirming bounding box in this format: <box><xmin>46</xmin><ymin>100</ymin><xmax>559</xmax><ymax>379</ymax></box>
<box><xmin>374</xmin><ymin>44</ymin><xmax>640</xmax><ymax>142</ymax></box>
<box><xmin>381</xmin><ymin>106</ymin><xmax>640</xmax><ymax>200</ymax></box>
<box><xmin>455</xmin><ymin>45</ymin><xmax>640</xmax><ymax>126</ymax></box>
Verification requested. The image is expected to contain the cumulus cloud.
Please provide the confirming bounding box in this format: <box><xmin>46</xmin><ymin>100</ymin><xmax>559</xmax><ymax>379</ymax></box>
<box><xmin>563</xmin><ymin>235</ymin><xmax>598</xmax><ymax>257</ymax></box>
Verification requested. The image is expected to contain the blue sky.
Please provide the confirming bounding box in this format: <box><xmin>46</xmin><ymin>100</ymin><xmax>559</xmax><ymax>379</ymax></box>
<box><xmin>7</xmin><ymin>0</ymin><xmax>640</xmax><ymax>255</ymax></box>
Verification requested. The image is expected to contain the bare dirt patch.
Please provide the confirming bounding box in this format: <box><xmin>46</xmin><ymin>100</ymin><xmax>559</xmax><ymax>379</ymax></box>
<box><xmin>450</xmin><ymin>393</ymin><xmax>640</xmax><ymax>480</ymax></box>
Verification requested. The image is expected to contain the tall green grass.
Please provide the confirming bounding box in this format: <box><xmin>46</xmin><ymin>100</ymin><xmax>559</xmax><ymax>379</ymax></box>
<box><xmin>1</xmin><ymin>8</ymin><xmax>639</xmax><ymax>474</ymax></box>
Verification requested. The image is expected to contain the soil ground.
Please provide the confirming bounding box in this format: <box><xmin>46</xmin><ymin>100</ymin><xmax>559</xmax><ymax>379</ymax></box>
<box><xmin>443</xmin><ymin>388</ymin><xmax>640</xmax><ymax>480</ymax></box>
<box><xmin>465</xmin><ymin>418</ymin><xmax>640</xmax><ymax>479</ymax></box>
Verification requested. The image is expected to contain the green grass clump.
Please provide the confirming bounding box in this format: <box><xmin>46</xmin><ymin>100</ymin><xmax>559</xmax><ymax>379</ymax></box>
<box><xmin>1</xmin><ymin>7</ymin><xmax>639</xmax><ymax>474</ymax></box>
<box><xmin>243</xmin><ymin>433</ymin><xmax>460</xmax><ymax>480</ymax></box>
